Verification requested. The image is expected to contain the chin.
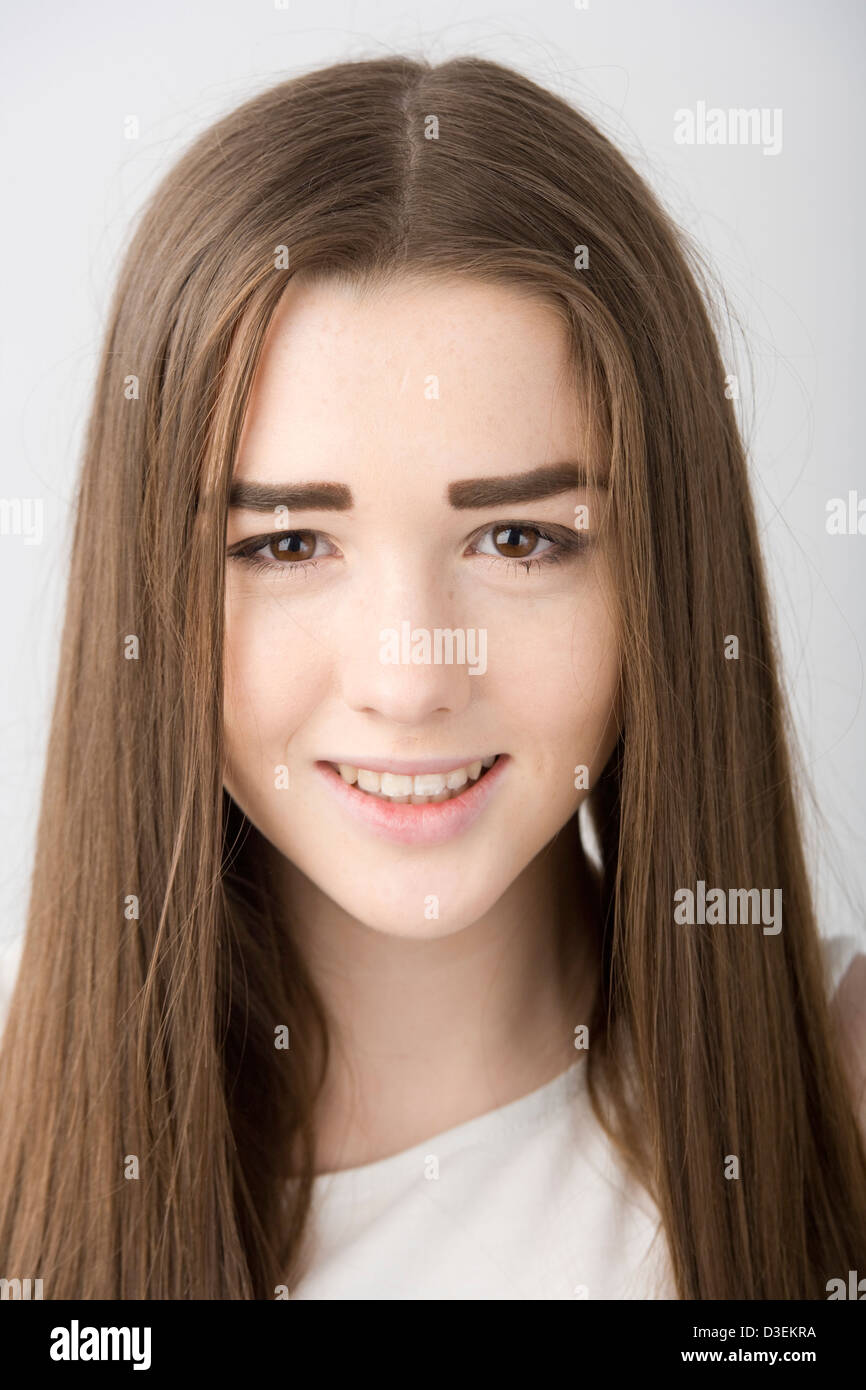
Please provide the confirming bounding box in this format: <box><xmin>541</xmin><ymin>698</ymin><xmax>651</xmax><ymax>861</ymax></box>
<box><xmin>335</xmin><ymin>872</ymin><xmax>507</xmax><ymax>939</ymax></box>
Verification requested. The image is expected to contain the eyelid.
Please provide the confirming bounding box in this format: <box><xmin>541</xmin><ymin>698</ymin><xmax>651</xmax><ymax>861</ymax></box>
<box><xmin>226</xmin><ymin>528</ymin><xmax>338</xmax><ymax>560</ymax></box>
<box><xmin>226</xmin><ymin>518</ymin><xmax>590</xmax><ymax>575</ymax></box>
<box><xmin>468</xmin><ymin>518</ymin><xmax>577</xmax><ymax>539</ymax></box>
<box><xmin>467</xmin><ymin>519</ymin><xmax>589</xmax><ymax>553</ymax></box>
<box><xmin>227</xmin><ymin>518</ymin><xmax>585</xmax><ymax>551</ymax></box>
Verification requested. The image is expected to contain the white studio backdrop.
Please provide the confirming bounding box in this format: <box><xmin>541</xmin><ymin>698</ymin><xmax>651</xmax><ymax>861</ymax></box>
<box><xmin>1</xmin><ymin>0</ymin><xmax>864</xmax><ymax>1010</ymax></box>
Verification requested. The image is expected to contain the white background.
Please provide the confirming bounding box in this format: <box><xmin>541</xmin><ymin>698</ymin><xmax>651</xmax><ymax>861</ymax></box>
<box><xmin>1</xmin><ymin>0</ymin><xmax>864</xmax><ymax>1007</ymax></box>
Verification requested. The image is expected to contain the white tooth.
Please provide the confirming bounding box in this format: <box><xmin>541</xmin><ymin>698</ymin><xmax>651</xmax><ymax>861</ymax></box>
<box><xmin>413</xmin><ymin>773</ymin><xmax>447</xmax><ymax>796</ymax></box>
<box><xmin>481</xmin><ymin>755</ymin><xmax>496</xmax><ymax>768</ymax></box>
<box><xmin>381</xmin><ymin>772</ymin><xmax>414</xmax><ymax>796</ymax></box>
<box><xmin>430</xmin><ymin>789</ymin><xmax>451</xmax><ymax>802</ymax></box>
<box><xmin>338</xmin><ymin>764</ymin><xmax>358</xmax><ymax>784</ymax></box>
<box><xmin>357</xmin><ymin>768</ymin><xmax>382</xmax><ymax>793</ymax></box>
<box><xmin>467</xmin><ymin>760</ymin><xmax>482</xmax><ymax>781</ymax></box>
<box><xmin>410</xmin><ymin>793</ymin><xmax>431</xmax><ymax>804</ymax></box>
<box><xmin>445</xmin><ymin>767</ymin><xmax>468</xmax><ymax>790</ymax></box>
<box><xmin>389</xmin><ymin>795</ymin><xmax>410</xmax><ymax>803</ymax></box>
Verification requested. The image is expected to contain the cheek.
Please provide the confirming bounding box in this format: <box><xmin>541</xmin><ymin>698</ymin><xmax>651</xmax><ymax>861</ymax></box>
<box><xmin>488</xmin><ymin>586</ymin><xmax>621</xmax><ymax>778</ymax></box>
<box><xmin>568</xmin><ymin>606</ymin><xmax>621</xmax><ymax>756</ymax></box>
<box><xmin>222</xmin><ymin>589</ymin><xmax>325</xmax><ymax>778</ymax></box>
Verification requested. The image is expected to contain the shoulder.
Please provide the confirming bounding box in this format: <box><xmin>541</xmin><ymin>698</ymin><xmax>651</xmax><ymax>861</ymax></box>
<box><xmin>0</xmin><ymin>937</ymin><xmax>23</xmax><ymax>1039</ymax></box>
<box><xmin>826</xmin><ymin>935</ymin><xmax>866</xmax><ymax>1133</ymax></box>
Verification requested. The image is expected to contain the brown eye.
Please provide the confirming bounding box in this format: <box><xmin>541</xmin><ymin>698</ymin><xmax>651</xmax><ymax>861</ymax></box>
<box><xmin>268</xmin><ymin>531</ymin><xmax>316</xmax><ymax>561</ymax></box>
<box><xmin>492</xmin><ymin>525</ymin><xmax>542</xmax><ymax>559</ymax></box>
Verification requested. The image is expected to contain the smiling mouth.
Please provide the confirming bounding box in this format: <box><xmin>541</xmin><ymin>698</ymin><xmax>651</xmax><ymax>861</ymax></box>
<box><xmin>328</xmin><ymin>756</ymin><xmax>500</xmax><ymax>805</ymax></box>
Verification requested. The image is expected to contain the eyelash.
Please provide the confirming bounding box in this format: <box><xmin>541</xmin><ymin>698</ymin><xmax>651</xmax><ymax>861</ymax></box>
<box><xmin>227</xmin><ymin>522</ymin><xmax>589</xmax><ymax>579</ymax></box>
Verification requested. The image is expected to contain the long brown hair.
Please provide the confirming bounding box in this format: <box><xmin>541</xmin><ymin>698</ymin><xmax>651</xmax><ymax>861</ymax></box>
<box><xmin>1</xmin><ymin>55</ymin><xmax>864</xmax><ymax>1298</ymax></box>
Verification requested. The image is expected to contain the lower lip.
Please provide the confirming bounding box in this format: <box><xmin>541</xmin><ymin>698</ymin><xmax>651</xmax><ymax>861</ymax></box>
<box><xmin>315</xmin><ymin>756</ymin><xmax>509</xmax><ymax>846</ymax></box>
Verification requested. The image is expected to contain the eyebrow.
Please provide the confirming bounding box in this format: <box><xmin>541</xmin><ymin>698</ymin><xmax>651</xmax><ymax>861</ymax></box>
<box><xmin>446</xmin><ymin>462</ymin><xmax>600</xmax><ymax>509</ymax></box>
<box><xmin>229</xmin><ymin>480</ymin><xmax>353</xmax><ymax>511</ymax></box>
<box><xmin>228</xmin><ymin>461</ymin><xmax>602</xmax><ymax>513</ymax></box>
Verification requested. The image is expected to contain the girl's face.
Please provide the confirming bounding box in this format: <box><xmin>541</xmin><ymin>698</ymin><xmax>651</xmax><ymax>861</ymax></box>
<box><xmin>223</xmin><ymin>274</ymin><xmax>620</xmax><ymax>937</ymax></box>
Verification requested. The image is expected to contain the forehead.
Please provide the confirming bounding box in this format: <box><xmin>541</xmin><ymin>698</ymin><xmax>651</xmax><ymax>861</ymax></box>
<box><xmin>235</xmin><ymin>275</ymin><xmax>592</xmax><ymax>486</ymax></box>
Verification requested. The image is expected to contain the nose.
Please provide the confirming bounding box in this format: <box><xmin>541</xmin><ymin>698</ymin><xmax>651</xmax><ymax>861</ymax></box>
<box><xmin>337</xmin><ymin>566</ymin><xmax>477</xmax><ymax>725</ymax></box>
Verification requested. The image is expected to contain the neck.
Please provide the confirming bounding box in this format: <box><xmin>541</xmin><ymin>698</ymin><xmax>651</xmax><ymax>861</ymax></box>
<box><xmin>271</xmin><ymin>819</ymin><xmax>600</xmax><ymax>1173</ymax></box>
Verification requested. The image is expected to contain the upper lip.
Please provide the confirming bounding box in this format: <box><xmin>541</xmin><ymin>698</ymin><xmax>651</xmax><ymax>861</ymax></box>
<box><xmin>320</xmin><ymin>755</ymin><xmax>500</xmax><ymax>775</ymax></box>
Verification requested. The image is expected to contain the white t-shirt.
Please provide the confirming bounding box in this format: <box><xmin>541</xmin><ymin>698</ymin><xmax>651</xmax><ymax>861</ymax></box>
<box><xmin>288</xmin><ymin>932</ymin><xmax>865</xmax><ymax>1300</ymax></box>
